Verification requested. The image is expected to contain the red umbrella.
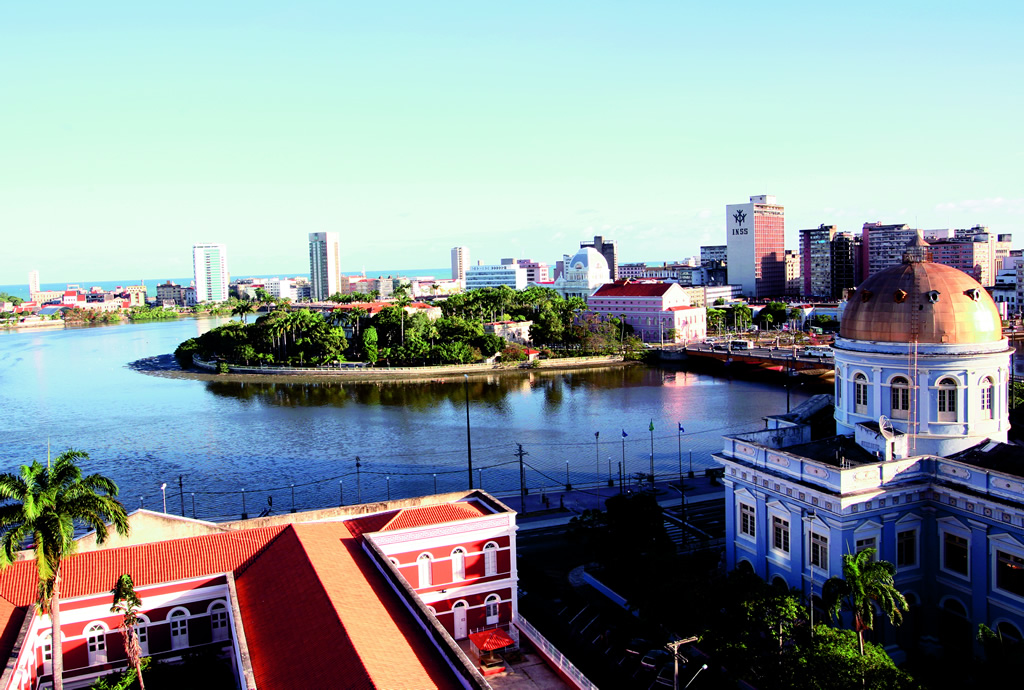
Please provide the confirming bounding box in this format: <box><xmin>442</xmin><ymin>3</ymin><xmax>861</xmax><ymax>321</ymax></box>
<box><xmin>469</xmin><ymin>628</ymin><xmax>515</xmax><ymax>652</ymax></box>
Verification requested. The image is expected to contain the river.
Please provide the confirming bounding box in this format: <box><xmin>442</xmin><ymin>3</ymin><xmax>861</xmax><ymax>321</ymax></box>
<box><xmin>0</xmin><ymin>317</ymin><xmax>812</xmax><ymax>521</ymax></box>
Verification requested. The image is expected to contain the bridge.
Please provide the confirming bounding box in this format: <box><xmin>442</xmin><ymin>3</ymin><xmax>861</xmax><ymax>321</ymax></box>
<box><xmin>660</xmin><ymin>344</ymin><xmax>835</xmax><ymax>374</ymax></box>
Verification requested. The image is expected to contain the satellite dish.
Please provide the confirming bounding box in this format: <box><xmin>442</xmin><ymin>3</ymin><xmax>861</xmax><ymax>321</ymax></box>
<box><xmin>878</xmin><ymin>415</ymin><xmax>895</xmax><ymax>440</ymax></box>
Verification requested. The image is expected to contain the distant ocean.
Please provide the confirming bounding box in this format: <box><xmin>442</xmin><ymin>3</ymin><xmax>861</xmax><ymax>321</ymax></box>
<box><xmin>0</xmin><ymin>268</ymin><xmax>451</xmax><ymax>301</ymax></box>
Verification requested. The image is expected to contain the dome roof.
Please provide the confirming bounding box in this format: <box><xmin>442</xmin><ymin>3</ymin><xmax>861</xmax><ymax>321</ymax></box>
<box><xmin>840</xmin><ymin>237</ymin><xmax>1003</xmax><ymax>344</ymax></box>
<box><xmin>568</xmin><ymin>247</ymin><xmax>608</xmax><ymax>272</ymax></box>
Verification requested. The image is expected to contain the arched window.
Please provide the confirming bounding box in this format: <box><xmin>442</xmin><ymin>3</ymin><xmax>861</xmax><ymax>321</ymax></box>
<box><xmin>485</xmin><ymin>594</ymin><xmax>501</xmax><ymax>625</ymax></box>
<box><xmin>997</xmin><ymin>621</ymin><xmax>1022</xmax><ymax>644</ymax></box>
<box><xmin>169</xmin><ymin>608</ymin><xmax>189</xmax><ymax>650</ymax></box>
<box><xmin>854</xmin><ymin>373</ymin><xmax>868</xmax><ymax>414</ymax></box>
<box><xmin>981</xmin><ymin>377</ymin><xmax>995</xmax><ymax>419</ymax></box>
<box><xmin>136</xmin><ymin>615</ymin><xmax>150</xmax><ymax>656</ymax></box>
<box><xmin>417</xmin><ymin>553</ymin><xmax>433</xmax><ymax>588</ymax></box>
<box><xmin>891</xmin><ymin>376</ymin><xmax>910</xmax><ymax>420</ymax></box>
<box><xmin>208</xmin><ymin>601</ymin><xmax>229</xmax><ymax>642</ymax></box>
<box><xmin>483</xmin><ymin>542</ymin><xmax>498</xmax><ymax>577</ymax></box>
<box><xmin>938</xmin><ymin>378</ymin><xmax>958</xmax><ymax>422</ymax></box>
<box><xmin>85</xmin><ymin>623</ymin><xmax>107</xmax><ymax>665</ymax></box>
<box><xmin>451</xmin><ymin>547</ymin><xmax>466</xmax><ymax>581</ymax></box>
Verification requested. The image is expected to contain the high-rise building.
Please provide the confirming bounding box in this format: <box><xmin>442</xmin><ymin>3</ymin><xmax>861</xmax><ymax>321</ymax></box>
<box><xmin>580</xmin><ymin>236</ymin><xmax>618</xmax><ymax>280</ymax></box>
<box><xmin>450</xmin><ymin>246</ymin><xmax>470</xmax><ymax>286</ymax></box>
<box><xmin>861</xmin><ymin>222</ymin><xmax>916</xmax><ymax>278</ymax></box>
<box><xmin>799</xmin><ymin>224</ymin><xmax>837</xmax><ymax>298</ymax></box>
<box><xmin>28</xmin><ymin>270</ymin><xmax>40</xmax><ymax>296</ymax></box>
<box><xmin>726</xmin><ymin>194</ymin><xmax>785</xmax><ymax>298</ymax></box>
<box><xmin>192</xmin><ymin>244</ymin><xmax>230</xmax><ymax>303</ymax></box>
<box><xmin>700</xmin><ymin>245</ymin><xmax>727</xmax><ymax>266</ymax></box>
<box><xmin>308</xmin><ymin>232</ymin><xmax>341</xmax><ymax>301</ymax></box>
<box><xmin>784</xmin><ymin>249</ymin><xmax>801</xmax><ymax>296</ymax></box>
<box><xmin>830</xmin><ymin>232</ymin><xmax>860</xmax><ymax>299</ymax></box>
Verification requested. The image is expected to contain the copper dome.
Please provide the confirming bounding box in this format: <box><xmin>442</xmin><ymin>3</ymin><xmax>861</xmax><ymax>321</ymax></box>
<box><xmin>840</xmin><ymin>240</ymin><xmax>1003</xmax><ymax>344</ymax></box>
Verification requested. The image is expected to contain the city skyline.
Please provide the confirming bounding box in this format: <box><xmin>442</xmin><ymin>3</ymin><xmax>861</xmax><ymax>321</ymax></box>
<box><xmin>3</xmin><ymin>2</ymin><xmax>1022</xmax><ymax>284</ymax></box>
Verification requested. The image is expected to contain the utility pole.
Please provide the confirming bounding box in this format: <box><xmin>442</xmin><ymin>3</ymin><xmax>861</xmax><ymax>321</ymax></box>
<box><xmin>515</xmin><ymin>444</ymin><xmax>529</xmax><ymax>516</ymax></box>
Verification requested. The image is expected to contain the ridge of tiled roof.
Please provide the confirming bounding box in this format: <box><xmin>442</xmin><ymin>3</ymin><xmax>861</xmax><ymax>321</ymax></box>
<box><xmin>0</xmin><ymin>525</ymin><xmax>288</xmax><ymax>608</ymax></box>
<box><xmin>237</xmin><ymin>522</ymin><xmax>456</xmax><ymax>689</ymax></box>
<box><xmin>343</xmin><ymin>510</ymin><xmax>399</xmax><ymax>539</ymax></box>
<box><xmin>380</xmin><ymin>502</ymin><xmax>490</xmax><ymax>532</ymax></box>
<box><xmin>592</xmin><ymin>282</ymin><xmax>674</xmax><ymax>297</ymax></box>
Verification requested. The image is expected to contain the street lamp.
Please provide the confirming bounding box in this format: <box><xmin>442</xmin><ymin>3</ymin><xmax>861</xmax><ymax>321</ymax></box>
<box><xmin>464</xmin><ymin>374</ymin><xmax>474</xmax><ymax>489</ymax></box>
<box><xmin>386</xmin><ymin>475</ymin><xmax>391</xmax><ymax>500</ymax></box>
<box><xmin>356</xmin><ymin>456</ymin><xmax>362</xmax><ymax>503</ymax></box>
<box><xmin>339</xmin><ymin>480</ymin><xmax>344</xmax><ymax>506</ymax></box>
<box><xmin>160</xmin><ymin>483</ymin><xmax>167</xmax><ymax>513</ymax></box>
<box><xmin>804</xmin><ymin>510</ymin><xmax>817</xmax><ymax>635</ymax></box>
<box><xmin>594</xmin><ymin>431</ymin><xmax>600</xmax><ymax>498</ymax></box>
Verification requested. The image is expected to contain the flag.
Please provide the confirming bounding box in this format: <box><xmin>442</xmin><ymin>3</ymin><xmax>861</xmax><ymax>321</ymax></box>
<box><xmin>678</xmin><ymin>423</ymin><xmax>685</xmax><ymax>433</ymax></box>
<box><xmin>649</xmin><ymin>419</ymin><xmax>655</xmax><ymax>432</ymax></box>
<box><xmin>621</xmin><ymin>429</ymin><xmax>628</xmax><ymax>438</ymax></box>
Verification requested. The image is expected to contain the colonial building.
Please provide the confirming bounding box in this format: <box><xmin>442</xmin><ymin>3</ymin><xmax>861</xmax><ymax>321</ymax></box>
<box><xmin>550</xmin><ymin>248</ymin><xmax>611</xmax><ymax>300</ymax></box>
<box><xmin>715</xmin><ymin>234</ymin><xmax>1024</xmax><ymax>656</ymax></box>
<box><xmin>587</xmin><ymin>280</ymin><xmax>706</xmax><ymax>344</ymax></box>
<box><xmin>0</xmin><ymin>491</ymin><xmax>536</xmax><ymax>690</ymax></box>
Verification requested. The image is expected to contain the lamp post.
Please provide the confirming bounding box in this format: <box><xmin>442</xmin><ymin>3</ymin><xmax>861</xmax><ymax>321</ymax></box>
<box><xmin>666</xmin><ymin>637</ymin><xmax>697</xmax><ymax>690</ymax></box>
<box><xmin>464</xmin><ymin>374</ymin><xmax>474</xmax><ymax>489</ymax></box>
<box><xmin>191</xmin><ymin>493</ymin><xmax>196</xmax><ymax>519</ymax></box>
<box><xmin>594</xmin><ymin>431</ymin><xmax>600</xmax><ymax>498</ymax></box>
<box><xmin>339</xmin><ymin>480</ymin><xmax>344</xmax><ymax>506</ymax></box>
<box><xmin>607</xmin><ymin>456</ymin><xmax>613</xmax><ymax>488</ymax></box>
<box><xmin>386</xmin><ymin>475</ymin><xmax>391</xmax><ymax>500</ymax></box>
<box><xmin>804</xmin><ymin>510</ymin><xmax>817</xmax><ymax>635</ymax></box>
<box><xmin>241</xmin><ymin>488</ymin><xmax>247</xmax><ymax>520</ymax></box>
<box><xmin>649</xmin><ymin>419</ymin><xmax>655</xmax><ymax>485</ymax></box>
<box><xmin>433</xmin><ymin>473</ymin><xmax>437</xmax><ymax>494</ymax></box>
<box><xmin>160</xmin><ymin>483</ymin><xmax>167</xmax><ymax>513</ymax></box>
<box><xmin>621</xmin><ymin>430</ymin><xmax>627</xmax><ymax>488</ymax></box>
<box><xmin>356</xmin><ymin>456</ymin><xmax>362</xmax><ymax>503</ymax></box>
<box><xmin>565</xmin><ymin>461</ymin><xmax>571</xmax><ymax>491</ymax></box>
<box><xmin>290</xmin><ymin>484</ymin><xmax>296</xmax><ymax>513</ymax></box>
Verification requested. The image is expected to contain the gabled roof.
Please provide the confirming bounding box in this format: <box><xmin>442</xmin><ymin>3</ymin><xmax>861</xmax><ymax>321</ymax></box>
<box><xmin>236</xmin><ymin>523</ymin><xmax>457</xmax><ymax>689</ymax></box>
<box><xmin>380</xmin><ymin>501</ymin><xmax>490</xmax><ymax>532</ymax></box>
<box><xmin>591</xmin><ymin>281</ymin><xmax>675</xmax><ymax>298</ymax></box>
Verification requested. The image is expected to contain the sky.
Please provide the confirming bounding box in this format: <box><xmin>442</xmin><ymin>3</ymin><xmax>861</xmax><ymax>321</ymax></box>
<box><xmin>2</xmin><ymin>1</ymin><xmax>1022</xmax><ymax>285</ymax></box>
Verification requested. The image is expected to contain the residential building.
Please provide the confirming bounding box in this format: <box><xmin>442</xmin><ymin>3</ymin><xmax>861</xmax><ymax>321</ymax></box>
<box><xmin>0</xmin><ymin>491</ymin><xmax>552</xmax><ymax>690</ymax></box>
<box><xmin>619</xmin><ymin>262</ymin><xmax>648</xmax><ymax>280</ymax></box>
<box><xmin>192</xmin><ymin>243</ymin><xmax>230</xmax><ymax>303</ymax></box>
<box><xmin>451</xmin><ymin>246</ymin><xmax>470</xmax><ymax>286</ymax></box>
<box><xmin>927</xmin><ymin>237</ymin><xmax>991</xmax><ymax>284</ymax></box>
<box><xmin>262</xmin><ymin>277</ymin><xmax>298</xmax><ymax>302</ymax></box>
<box><xmin>726</xmin><ymin>195</ymin><xmax>785</xmax><ymax>298</ymax></box>
<box><xmin>484</xmin><ymin>321</ymin><xmax>533</xmax><ymax>345</ymax></box>
<box><xmin>308</xmin><ymin>232</ymin><xmax>341</xmax><ymax>301</ymax></box>
<box><xmin>466</xmin><ymin>263</ymin><xmax>528</xmax><ymax>291</ymax></box>
<box><xmin>156</xmin><ymin>281</ymin><xmax>185</xmax><ymax>306</ymax></box>
<box><xmin>29</xmin><ymin>290</ymin><xmax>63</xmax><ymax>305</ymax></box>
<box><xmin>716</xmin><ymin>234</ymin><xmax>1022</xmax><ymax>659</ymax></box>
<box><xmin>588</xmin><ymin>280</ymin><xmax>707</xmax><ymax>343</ymax></box>
<box><xmin>580</xmin><ymin>235</ymin><xmax>618</xmax><ymax>280</ymax></box>
<box><xmin>28</xmin><ymin>270</ymin><xmax>39</xmax><ymax>295</ymax></box>
<box><xmin>516</xmin><ymin>259</ymin><xmax>550</xmax><ymax>284</ymax></box>
<box><xmin>861</xmin><ymin>222</ymin><xmax>916</xmax><ymax>278</ymax></box>
<box><xmin>830</xmin><ymin>232</ymin><xmax>860</xmax><ymax>299</ymax></box>
<box><xmin>799</xmin><ymin>225</ymin><xmax>837</xmax><ymax>298</ymax></box>
<box><xmin>121</xmin><ymin>285</ymin><xmax>147</xmax><ymax>307</ymax></box>
<box><xmin>784</xmin><ymin>249</ymin><xmax>801</xmax><ymax>296</ymax></box>
<box><xmin>550</xmin><ymin>247</ymin><xmax>611</xmax><ymax>299</ymax></box>
<box><xmin>700</xmin><ymin>245</ymin><xmax>728</xmax><ymax>266</ymax></box>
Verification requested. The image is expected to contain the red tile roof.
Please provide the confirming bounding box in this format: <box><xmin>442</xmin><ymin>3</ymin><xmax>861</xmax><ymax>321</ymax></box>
<box><xmin>667</xmin><ymin>305</ymin><xmax>699</xmax><ymax>311</ymax></box>
<box><xmin>591</xmin><ymin>282</ymin><xmax>674</xmax><ymax>298</ymax></box>
<box><xmin>236</xmin><ymin>523</ymin><xmax>457</xmax><ymax>689</ymax></box>
<box><xmin>380</xmin><ymin>502</ymin><xmax>490</xmax><ymax>532</ymax></box>
<box><xmin>344</xmin><ymin>510</ymin><xmax>399</xmax><ymax>539</ymax></box>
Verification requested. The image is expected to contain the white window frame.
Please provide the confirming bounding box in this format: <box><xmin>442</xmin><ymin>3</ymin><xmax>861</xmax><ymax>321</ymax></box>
<box><xmin>451</xmin><ymin>547</ymin><xmax>466</xmax><ymax>582</ymax></box>
<box><xmin>981</xmin><ymin>376</ymin><xmax>995</xmax><ymax>419</ymax></box>
<box><xmin>739</xmin><ymin>502</ymin><xmax>756</xmax><ymax>541</ymax></box>
<box><xmin>168</xmin><ymin>607</ymin><xmax>190</xmax><ymax>650</ymax></box>
<box><xmin>939</xmin><ymin>519</ymin><xmax>971</xmax><ymax>581</ymax></box>
<box><xmin>937</xmin><ymin>377</ymin><xmax>958</xmax><ymax>422</ymax></box>
<box><xmin>484</xmin><ymin>594</ymin><xmax>501</xmax><ymax>625</ymax></box>
<box><xmin>890</xmin><ymin>376</ymin><xmax>911</xmax><ymax>420</ymax></box>
<box><xmin>207</xmin><ymin>600</ymin><xmax>230</xmax><ymax>642</ymax></box>
<box><xmin>483</xmin><ymin>542</ymin><xmax>498</xmax><ymax>577</ymax></box>
<box><xmin>854</xmin><ymin>373</ymin><xmax>869</xmax><ymax>415</ymax></box>
<box><xmin>136</xmin><ymin>615</ymin><xmax>150</xmax><ymax>657</ymax></box>
<box><xmin>810</xmin><ymin>531</ymin><xmax>828</xmax><ymax>570</ymax></box>
<box><xmin>85</xmin><ymin>622</ymin><xmax>108</xmax><ymax>665</ymax></box>
<box><xmin>771</xmin><ymin>514</ymin><xmax>791</xmax><ymax>557</ymax></box>
<box><xmin>990</xmin><ymin>534</ymin><xmax>1024</xmax><ymax>602</ymax></box>
<box><xmin>417</xmin><ymin>553</ymin><xmax>433</xmax><ymax>588</ymax></box>
<box><xmin>895</xmin><ymin>524</ymin><xmax>920</xmax><ymax>570</ymax></box>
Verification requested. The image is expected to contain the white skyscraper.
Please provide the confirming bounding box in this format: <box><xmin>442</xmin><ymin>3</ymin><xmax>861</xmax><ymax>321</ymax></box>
<box><xmin>192</xmin><ymin>243</ymin><xmax>230</xmax><ymax>303</ymax></box>
<box><xmin>451</xmin><ymin>246</ymin><xmax>470</xmax><ymax>286</ymax></box>
<box><xmin>309</xmin><ymin>232</ymin><xmax>341</xmax><ymax>301</ymax></box>
<box><xmin>28</xmin><ymin>270</ymin><xmax>39</xmax><ymax>296</ymax></box>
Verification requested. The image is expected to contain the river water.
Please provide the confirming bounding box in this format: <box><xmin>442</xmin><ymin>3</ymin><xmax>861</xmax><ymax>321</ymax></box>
<box><xmin>0</xmin><ymin>318</ymin><xmax>811</xmax><ymax>521</ymax></box>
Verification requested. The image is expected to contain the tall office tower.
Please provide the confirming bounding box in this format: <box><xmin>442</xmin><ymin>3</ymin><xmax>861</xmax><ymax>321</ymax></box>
<box><xmin>451</xmin><ymin>246</ymin><xmax>470</xmax><ymax>286</ymax></box>
<box><xmin>308</xmin><ymin>232</ymin><xmax>341</xmax><ymax>301</ymax></box>
<box><xmin>580</xmin><ymin>235</ymin><xmax>618</xmax><ymax>280</ymax></box>
<box><xmin>28</xmin><ymin>270</ymin><xmax>40</xmax><ymax>296</ymax></box>
<box><xmin>861</xmin><ymin>222</ymin><xmax>917</xmax><ymax>278</ymax></box>
<box><xmin>784</xmin><ymin>249</ymin><xmax>801</xmax><ymax>296</ymax></box>
<box><xmin>799</xmin><ymin>224</ymin><xmax>837</xmax><ymax>298</ymax></box>
<box><xmin>726</xmin><ymin>194</ymin><xmax>785</xmax><ymax>298</ymax></box>
<box><xmin>192</xmin><ymin>243</ymin><xmax>230</xmax><ymax>302</ymax></box>
<box><xmin>830</xmin><ymin>232</ymin><xmax>859</xmax><ymax>299</ymax></box>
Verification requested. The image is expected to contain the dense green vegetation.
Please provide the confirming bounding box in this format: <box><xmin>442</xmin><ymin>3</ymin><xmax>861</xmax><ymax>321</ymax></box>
<box><xmin>175</xmin><ymin>286</ymin><xmax>644</xmax><ymax>369</ymax></box>
<box><xmin>128</xmin><ymin>306</ymin><xmax>179</xmax><ymax>321</ymax></box>
<box><xmin>0</xmin><ymin>292</ymin><xmax>24</xmax><ymax>306</ymax></box>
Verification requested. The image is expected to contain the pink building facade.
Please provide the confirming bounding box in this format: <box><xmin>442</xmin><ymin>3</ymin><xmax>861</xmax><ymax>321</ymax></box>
<box><xmin>587</xmin><ymin>280</ymin><xmax>707</xmax><ymax>343</ymax></box>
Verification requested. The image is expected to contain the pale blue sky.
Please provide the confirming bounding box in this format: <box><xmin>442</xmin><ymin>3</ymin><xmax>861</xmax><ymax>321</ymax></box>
<box><xmin>2</xmin><ymin>1</ymin><xmax>1021</xmax><ymax>284</ymax></box>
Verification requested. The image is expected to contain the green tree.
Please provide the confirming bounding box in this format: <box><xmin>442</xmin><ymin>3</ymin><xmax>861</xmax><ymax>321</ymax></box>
<box><xmin>362</xmin><ymin>326</ymin><xmax>379</xmax><ymax>364</ymax></box>
<box><xmin>0</xmin><ymin>450</ymin><xmax>130</xmax><ymax>690</ymax></box>
<box><xmin>231</xmin><ymin>301</ymin><xmax>255</xmax><ymax>324</ymax></box>
<box><xmin>822</xmin><ymin>548</ymin><xmax>908</xmax><ymax>655</ymax></box>
<box><xmin>110</xmin><ymin>574</ymin><xmax>146</xmax><ymax>690</ymax></box>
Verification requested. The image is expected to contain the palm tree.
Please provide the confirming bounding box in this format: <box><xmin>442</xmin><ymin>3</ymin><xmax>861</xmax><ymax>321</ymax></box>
<box><xmin>0</xmin><ymin>450</ymin><xmax>130</xmax><ymax>690</ymax></box>
<box><xmin>821</xmin><ymin>547</ymin><xmax>908</xmax><ymax>655</ymax></box>
<box><xmin>231</xmin><ymin>301</ymin><xmax>255</xmax><ymax>324</ymax></box>
<box><xmin>110</xmin><ymin>574</ymin><xmax>146</xmax><ymax>690</ymax></box>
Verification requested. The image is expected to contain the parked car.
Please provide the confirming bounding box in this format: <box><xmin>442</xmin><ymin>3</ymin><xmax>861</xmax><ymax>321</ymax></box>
<box><xmin>640</xmin><ymin>649</ymin><xmax>672</xmax><ymax>669</ymax></box>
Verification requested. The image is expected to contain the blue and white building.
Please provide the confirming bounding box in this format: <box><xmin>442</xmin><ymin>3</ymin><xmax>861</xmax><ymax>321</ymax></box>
<box><xmin>715</xmin><ymin>235</ymin><xmax>1024</xmax><ymax>654</ymax></box>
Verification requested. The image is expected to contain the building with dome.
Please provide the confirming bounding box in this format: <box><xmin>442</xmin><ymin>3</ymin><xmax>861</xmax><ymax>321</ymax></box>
<box><xmin>715</xmin><ymin>234</ymin><xmax>1024</xmax><ymax>656</ymax></box>
<box><xmin>548</xmin><ymin>247</ymin><xmax>612</xmax><ymax>300</ymax></box>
